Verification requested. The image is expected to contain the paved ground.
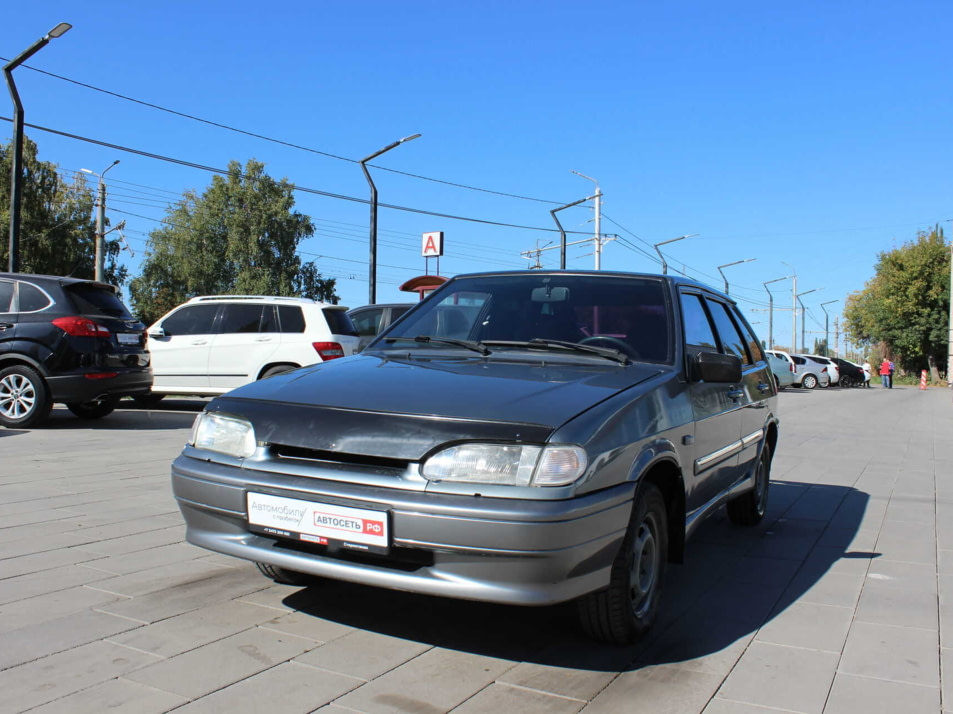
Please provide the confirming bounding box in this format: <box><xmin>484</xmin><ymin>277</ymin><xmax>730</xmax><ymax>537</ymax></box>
<box><xmin>0</xmin><ymin>385</ymin><xmax>951</xmax><ymax>713</ymax></box>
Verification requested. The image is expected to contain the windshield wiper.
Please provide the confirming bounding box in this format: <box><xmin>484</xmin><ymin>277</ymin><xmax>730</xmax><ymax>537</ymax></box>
<box><xmin>382</xmin><ymin>335</ymin><xmax>491</xmax><ymax>356</ymax></box>
<box><xmin>481</xmin><ymin>338</ymin><xmax>630</xmax><ymax>364</ymax></box>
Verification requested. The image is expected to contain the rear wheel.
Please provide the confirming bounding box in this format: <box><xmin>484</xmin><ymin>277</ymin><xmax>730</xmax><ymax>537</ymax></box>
<box><xmin>261</xmin><ymin>365</ymin><xmax>297</xmax><ymax>379</ymax></box>
<box><xmin>839</xmin><ymin>375</ymin><xmax>853</xmax><ymax>389</ymax></box>
<box><xmin>0</xmin><ymin>365</ymin><xmax>52</xmax><ymax>428</ymax></box>
<box><xmin>727</xmin><ymin>444</ymin><xmax>771</xmax><ymax>526</ymax></box>
<box><xmin>578</xmin><ymin>483</ymin><xmax>668</xmax><ymax>644</ymax></box>
<box><xmin>255</xmin><ymin>562</ymin><xmax>316</xmax><ymax>585</ymax></box>
<box><xmin>67</xmin><ymin>396</ymin><xmax>120</xmax><ymax>419</ymax></box>
<box><xmin>801</xmin><ymin>373</ymin><xmax>818</xmax><ymax>389</ymax></box>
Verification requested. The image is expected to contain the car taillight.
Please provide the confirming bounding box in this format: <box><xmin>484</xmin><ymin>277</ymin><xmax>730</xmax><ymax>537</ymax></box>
<box><xmin>313</xmin><ymin>341</ymin><xmax>345</xmax><ymax>360</ymax></box>
<box><xmin>789</xmin><ymin>363</ymin><xmax>795</xmax><ymax>373</ymax></box>
<box><xmin>51</xmin><ymin>316</ymin><xmax>112</xmax><ymax>338</ymax></box>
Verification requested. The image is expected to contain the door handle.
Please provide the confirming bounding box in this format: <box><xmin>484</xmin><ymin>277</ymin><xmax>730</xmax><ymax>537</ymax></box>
<box><xmin>727</xmin><ymin>389</ymin><xmax>744</xmax><ymax>401</ymax></box>
<box><xmin>0</xmin><ymin>322</ymin><xmax>13</xmax><ymax>330</ymax></box>
<box><xmin>255</xmin><ymin>337</ymin><xmax>273</xmax><ymax>342</ymax></box>
<box><xmin>757</xmin><ymin>382</ymin><xmax>771</xmax><ymax>393</ymax></box>
<box><xmin>191</xmin><ymin>339</ymin><xmax>208</xmax><ymax>345</ymax></box>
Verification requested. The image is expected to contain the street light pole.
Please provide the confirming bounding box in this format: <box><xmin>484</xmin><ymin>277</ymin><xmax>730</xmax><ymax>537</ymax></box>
<box><xmin>359</xmin><ymin>133</ymin><xmax>420</xmax><ymax>305</ymax></box>
<box><xmin>4</xmin><ymin>22</ymin><xmax>72</xmax><ymax>273</ymax></box>
<box><xmin>820</xmin><ymin>300</ymin><xmax>839</xmax><ymax>357</ymax></box>
<box><xmin>653</xmin><ymin>234</ymin><xmax>697</xmax><ymax>275</ymax></box>
<box><xmin>763</xmin><ymin>275</ymin><xmax>794</xmax><ymax>350</ymax></box>
<box><xmin>795</xmin><ymin>288</ymin><xmax>820</xmax><ymax>353</ymax></box>
<box><xmin>81</xmin><ymin>160</ymin><xmax>119</xmax><ymax>282</ymax></box>
<box><xmin>570</xmin><ymin>171</ymin><xmax>602</xmax><ymax>269</ymax></box>
<box><xmin>716</xmin><ymin>258</ymin><xmax>756</xmax><ymax>295</ymax></box>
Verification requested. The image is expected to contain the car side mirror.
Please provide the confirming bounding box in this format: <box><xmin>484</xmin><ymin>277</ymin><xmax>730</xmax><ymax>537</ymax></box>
<box><xmin>148</xmin><ymin>327</ymin><xmax>166</xmax><ymax>338</ymax></box>
<box><xmin>693</xmin><ymin>351</ymin><xmax>742</xmax><ymax>383</ymax></box>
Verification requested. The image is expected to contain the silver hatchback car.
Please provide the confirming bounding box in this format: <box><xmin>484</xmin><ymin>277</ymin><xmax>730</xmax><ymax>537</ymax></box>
<box><xmin>171</xmin><ymin>271</ymin><xmax>779</xmax><ymax>643</ymax></box>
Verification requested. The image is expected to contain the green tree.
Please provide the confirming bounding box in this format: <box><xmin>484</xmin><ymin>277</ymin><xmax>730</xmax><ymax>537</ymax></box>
<box><xmin>0</xmin><ymin>136</ymin><xmax>126</xmax><ymax>283</ymax></box>
<box><xmin>129</xmin><ymin>159</ymin><xmax>337</xmax><ymax>324</ymax></box>
<box><xmin>843</xmin><ymin>227</ymin><xmax>950</xmax><ymax>381</ymax></box>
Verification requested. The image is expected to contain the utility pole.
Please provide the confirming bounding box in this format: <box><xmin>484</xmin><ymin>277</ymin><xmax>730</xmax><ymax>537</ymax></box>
<box><xmin>948</xmin><ymin>238</ymin><xmax>953</xmax><ymax>387</ymax></box>
<box><xmin>82</xmin><ymin>160</ymin><xmax>119</xmax><ymax>282</ymax></box>
<box><xmin>571</xmin><ymin>171</ymin><xmax>603</xmax><ymax>269</ymax></box>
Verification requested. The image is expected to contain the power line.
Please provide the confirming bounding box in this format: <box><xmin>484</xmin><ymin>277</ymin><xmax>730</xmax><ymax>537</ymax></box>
<box><xmin>3</xmin><ymin>60</ymin><xmax>565</xmax><ymax>205</ymax></box>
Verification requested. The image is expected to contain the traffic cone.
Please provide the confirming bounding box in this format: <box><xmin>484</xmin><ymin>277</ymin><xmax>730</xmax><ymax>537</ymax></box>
<box><xmin>920</xmin><ymin>370</ymin><xmax>928</xmax><ymax>390</ymax></box>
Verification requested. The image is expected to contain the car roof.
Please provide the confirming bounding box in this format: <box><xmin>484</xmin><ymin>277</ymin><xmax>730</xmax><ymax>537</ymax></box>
<box><xmin>185</xmin><ymin>295</ymin><xmax>341</xmax><ymax>308</ymax></box>
<box><xmin>445</xmin><ymin>270</ymin><xmax>734</xmax><ymax>302</ymax></box>
<box><xmin>0</xmin><ymin>272</ymin><xmax>117</xmax><ymax>292</ymax></box>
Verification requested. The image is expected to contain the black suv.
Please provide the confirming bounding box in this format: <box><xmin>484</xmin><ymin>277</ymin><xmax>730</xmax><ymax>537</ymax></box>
<box><xmin>0</xmin><ymin>273</ymin><xmax>152</xmax><ymax>428</ymax></box>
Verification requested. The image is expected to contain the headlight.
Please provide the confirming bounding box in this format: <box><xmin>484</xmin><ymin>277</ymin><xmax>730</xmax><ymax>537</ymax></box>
<box><xmin>189</xmin><ymin>412</ymin><xmax>257</xmax><ymax>458</ymax></box>
<box><xmin>422</xmin><ymin>443</ymin><xmax>587</xmax><ymax>487</ymax></box>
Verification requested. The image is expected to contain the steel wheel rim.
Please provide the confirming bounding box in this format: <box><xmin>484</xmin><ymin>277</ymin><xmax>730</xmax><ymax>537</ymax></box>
<box><xmin>629</xmin><ymin>513</ymin><xmax>660</xmax><ymax>617</ymax></box>
<box><xmin>0</xmin><ymin>374</ymin><xmax>37</xmax><ymax>419</ymax></box>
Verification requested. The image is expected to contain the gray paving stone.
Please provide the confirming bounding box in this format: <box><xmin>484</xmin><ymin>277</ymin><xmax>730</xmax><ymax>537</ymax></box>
<box><xmin>170</xmin><ymin>661</ymin><xmax>363</xmax><ymax>713</ymax></box>
<box><xmin>756</xmin><ymin>601</ymin><xmax>854</xmax><ymax>653</ymax></box>
<box><xmin>0</xmin><ymin>640</ymin><xmax>161</xmax><ymax>711</ymax></box>
<box><xmin>703</xmin><ymin>700</ymin><xmax>802</xmax><ymax>713</ymax></box>
<box><xmin>824</xmin><ymin>672</ymin><xmax>940</xmax><ymax>714</ymax></box>
<box><xmin>838</xmin><ymin>621</ymin><xmax>939</xmax><ymax>687</ymax></box>
<box><xmin>125</xmin><ymin>626</ymin><xmax>317</xmax><ymax>699</ymax></box>
<box><xmin>496</xmin><ymin>662</ymin><xmax>616</xmax><ymax>702</ymax></box>
<box><xmin>294</xmin><ymin>629</ymin><xmax>432</xmax><ymax>681</ymax></box>
<box><xmin>109</xmin><ymin>599</ymin><xmax>283</xmax><ymax>657</ymax></box>
<box><xmin>0</xmin><ymin>546</ymin><xmax>106</xmax><ymax>580</ymax></box>
<box><xmin>716</xmin><ymin>641</ymin><xmax>839</xmax><ymax>713</ymax></box>
<box><xmin>855</xmin><ymin>562</ymin><xmax>939</xmax><ymax>631</ymax></box>
<box><xmin>25</xmin><ymin>678</ymin><xmax>188</xmax><ymax>714</ymax></box>
<box><xmin>0</xmin><ymin>563</ymin><xmax>113</xmax><ymax>606</ymax></box>
<box><xmin>0</xmin><ymin>608</ymin><xmax>140</xmax><ymax>670</ymax></box>
<box><xmin>583</xmin><ymin>664</ymin><xmax>723</xmax><ymax>714</ymax></box>
<box><xmin>86</xmin><ymin>558</ymin><xmax>235</xmax><ymax>598</ymax></box>
<box><xmin>0</xmin><ymin>584</ymin><xmax>124</xmax><ymax>633</ymax></box>
<box><xmin>259</xmin><ymin>610</ymin><xmax>356</xmax><ymax>645</ymax></box>
<box><xmin>456</xmin><ymin>682</ymin><xmax>585</xmax><ymax>714</ymax></box>
<box><xmin>331</xmin><ymin>647</ymin><xmax>515</xmax><ymax>713</ymax></box>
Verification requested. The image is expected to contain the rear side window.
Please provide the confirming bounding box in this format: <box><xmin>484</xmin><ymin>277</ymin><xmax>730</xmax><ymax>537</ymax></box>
<box><xmin>0</xmin><ymin>280</ymin><xmax>13</xmax><ymax>312</ymax></box>
<box><xmin>19</xmin><ymin>282</ymin><xmax>54</xmax><ymax>313</ymax></box>
<box><xmin>219</xmin><ymin>304</ymin><xmax>265</xmax><ymax>334</ymax></box>
<box><xmin>65</xmin><ymin>284</ymin><xmax>131</xmax><ymax>318</ymax></box>
<box><xmin>323</xmin><ymin>308</ymin><xmax>359</xmax><ymax>336</ymax></box>
<box><xmin>161</xmin><ymin>304</ymin><xmax>219</xmax><ymax>336</ymax></box>
<box><xmin>277</xmin><ymin>306</ymin><xmax>305</xmax><ymax>333</ymax></box>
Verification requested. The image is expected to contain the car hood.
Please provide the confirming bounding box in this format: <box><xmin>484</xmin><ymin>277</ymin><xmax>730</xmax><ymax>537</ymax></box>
<box><xmin>207</xmin><ymin>353</ymin><xmax>665</xmax><ymax>460</ymax></box>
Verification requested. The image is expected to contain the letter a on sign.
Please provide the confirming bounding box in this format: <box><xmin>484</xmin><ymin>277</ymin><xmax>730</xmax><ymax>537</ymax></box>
<box><xmin>422</xmin><ymin>231</ymin><xmax>444</xmax><ymax>257</ymax></box>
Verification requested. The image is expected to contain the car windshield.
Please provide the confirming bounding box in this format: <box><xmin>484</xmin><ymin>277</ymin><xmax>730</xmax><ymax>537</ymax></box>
<box><xmin>373</xmin><ymin>274</ymin><xmax>673</xmax><ymax>363</ymax></box>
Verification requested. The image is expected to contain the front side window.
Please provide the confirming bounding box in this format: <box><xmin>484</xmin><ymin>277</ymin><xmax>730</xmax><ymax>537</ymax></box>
<box><xmin>707</xmin><ymin>300</ymin><xmax>752</xmax><ymax>365</ymax></box>
<box><xmin>680</xmin><ymin>293</ymin><xmax>718</xmax><ymax>353</ymax></box>
<box><xmin>161</xmin><ymin>304</ymin><xmax>219</xmax><ymax>336</ymax></box>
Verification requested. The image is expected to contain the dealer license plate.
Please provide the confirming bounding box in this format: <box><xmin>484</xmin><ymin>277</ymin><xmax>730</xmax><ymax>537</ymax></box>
<box><xmin>247</xmin><ymin>492</ymin><xmax>389</xmax><ymax>554</ymax></box>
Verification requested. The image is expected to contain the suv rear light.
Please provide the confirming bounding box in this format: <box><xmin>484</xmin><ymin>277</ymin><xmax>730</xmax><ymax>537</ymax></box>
<box><xmin>313</xmin><ymin>341</ymin><xmax>345</xmax><ymax>360</ymax></box>
<box><xmin>52</xmin><ymin>316</ymin><xmax>111</xmax><ymax>338</ymax></box>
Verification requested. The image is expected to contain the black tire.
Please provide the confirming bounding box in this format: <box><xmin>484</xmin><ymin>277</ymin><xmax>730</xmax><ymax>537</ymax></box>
<box><xmin>67</xmin><ymin>396</ymin><xmax>120</xmax><ymax>419</ymax></box>
<box><xmin>839</xmin><ymin>375</ymin><xmax>853</xmax><ymax>389</ymax></box>
<box><xmin>255</xmin><ymin>562</ymin><xmax>316</xmax><ymax>585</ymax></box>
<box><xmin>132</xmin><ymin>392</ymin><xmax>165</xmax><ymax>408</ymax></box>
<box><xmin>727</xmin><ymin>443</ymin><xmax>771</xmax><ymax>526</ymax></box>
<box><xmin>261</xmin><ymin>365</ymin><xmax>297</xmax><ymax>380</ymax></box>
<box><xmin>578</xmin><ymin>482</ymin><xmax>668</xmax><ymax>644</ymax></box>
<box><xmin>774</xmin><ymin>375</ymin><xmax>781</xmax><ymax>391</ymax></box>
<box><xmin>0</xmin><ymin>365</ymin><xmax>53</xmax><ymax>428</ymax></box>
<box><xmin>801</xmin><ymin>373</ymin><xmax>818</xmax><ymax>389</ymax></box>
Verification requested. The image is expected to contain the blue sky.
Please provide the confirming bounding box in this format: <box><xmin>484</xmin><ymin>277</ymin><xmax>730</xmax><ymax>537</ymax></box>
<box><xmin>3</xmin><ymin>1</ymin><xmax>951</xmax><ymax>352</ymax></box>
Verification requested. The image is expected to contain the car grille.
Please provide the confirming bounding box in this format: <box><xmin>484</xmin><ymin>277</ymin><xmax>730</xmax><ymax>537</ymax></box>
<box><xmin>270</xmin><ymin>444</ymin><xmax>410</xmax><ymax>474</ymax></box>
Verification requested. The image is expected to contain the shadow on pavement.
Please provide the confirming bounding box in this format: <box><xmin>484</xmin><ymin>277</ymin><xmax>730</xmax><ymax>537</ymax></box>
<box><xmin>283</xmin><ymin>481</ymin><xmax>874</xmax><ymax>673</ymax></box>
<box><xmin>39</xmin><ymin>398</ymin><xmax>207</xmax><ymax>431</ymax></box>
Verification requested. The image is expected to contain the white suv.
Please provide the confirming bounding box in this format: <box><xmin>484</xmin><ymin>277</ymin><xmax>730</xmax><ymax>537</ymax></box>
<box><xmin>140</xmin><ymin>296</ymin><xmax>359</xmax><ymax>404</ymax></box>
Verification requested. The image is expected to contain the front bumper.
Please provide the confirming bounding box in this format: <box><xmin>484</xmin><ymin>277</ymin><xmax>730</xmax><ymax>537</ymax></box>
<box><xmin>171</xmin><ymin>452</ymin><xmax>635</xmax><ymax>606</ymax></box>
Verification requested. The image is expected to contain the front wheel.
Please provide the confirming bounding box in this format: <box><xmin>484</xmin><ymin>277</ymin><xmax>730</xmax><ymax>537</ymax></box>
<box><xmin>578</xmin><ymin>483</ymin><xmax>668</xmax><ymax>644</ymax></box>
<box><xmin>67</xmin><ymin>396</ymin><xmax>120</xmax><ymax>419</ymax></box>
<box><xmin>727</xmin><ymin>443</ymin><xmax>771</xmax><ymax>526</ymax></box>
<box><xmin>0</xmin><ymin>365</ymin><xmax>53</xmax><ymax>428</ymax></box>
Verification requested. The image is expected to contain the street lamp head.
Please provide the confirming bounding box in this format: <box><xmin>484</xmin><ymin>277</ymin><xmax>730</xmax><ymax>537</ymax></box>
<box><xmin>47</xmin><ymin>23</ymin><xmax>72</xmax><ymax>39</ymax></box>
<box><xmin>400</xmin><ymin>133</ymin><xmax>421</xmax><ymax>143</ymax></box>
